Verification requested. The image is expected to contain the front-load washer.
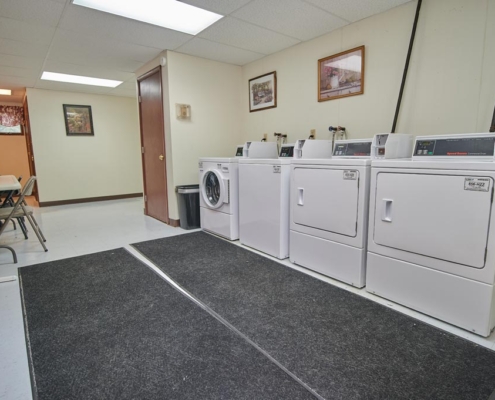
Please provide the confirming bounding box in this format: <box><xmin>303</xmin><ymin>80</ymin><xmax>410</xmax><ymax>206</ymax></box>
<box><xmin>199</xmin><ymin>144</ymin><xmax>245</xmax><ymax>240</ymax></box>
<box><xmin>367</xmin><ymin>133</ymin><xmax>495</xmax><ymax>336</ymax></box>
<box><xmin>239</xmin><ymin>140</ymin><xmax>334</xmax><ymax>259</ymax></box>
<box><xmin>290</xmin><ymin>134</ymin><xmax>413</xmax><ymax>287</ymax></box>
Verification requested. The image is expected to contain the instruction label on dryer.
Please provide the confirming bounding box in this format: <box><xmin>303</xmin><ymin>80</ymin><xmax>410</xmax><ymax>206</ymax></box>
<box><xmin>464</xmin><ymin>177</ymin><xmax>490</xmax><ymax>192</ymax></box>
<box><xmin>273</xmin><ymin>166</ymin><xmax>281</xmax><ymax>173</ymax></box>
<box><xmin>343</xmin><ymin>170</ymin><xmax>358</xmax><ymax>180</ymax></box>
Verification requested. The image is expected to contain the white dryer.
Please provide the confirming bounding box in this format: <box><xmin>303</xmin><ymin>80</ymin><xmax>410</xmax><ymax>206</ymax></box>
<box><xmin>199</xmin><ymin>144</ymin><xmax>244</xmax><ymax>240</ymax></box>
<box><xmin>367</xmin><ymin>133</ymin><xmax>495</xmax><ymax>336</ymax></box>
<box><xmin>290</xmin><ymin>134</ymin><xmax>413</xmax><ymax>287</ymax></box>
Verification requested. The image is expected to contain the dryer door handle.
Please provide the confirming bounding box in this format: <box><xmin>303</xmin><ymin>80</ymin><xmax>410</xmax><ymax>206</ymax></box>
<box><xmin>382</xmin><ymin>199</ymin><xmax>393</xmax><ymax>222</ymax></box>
<box><xmin>298</xmin><ymin>188</ymin><xmax>304</xmax><ymax>206</ymax></box>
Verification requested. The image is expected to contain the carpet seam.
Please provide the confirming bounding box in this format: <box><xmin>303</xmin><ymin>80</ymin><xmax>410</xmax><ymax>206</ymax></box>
<box><xmin>18</xmin><ymin>272</ymin><xmax>39</xmax><ymax>400</ymax></box>
<box><xmin>126</xmin><ymin>245</ymin><xmax>325</xmax><ymax>400</ymax></box>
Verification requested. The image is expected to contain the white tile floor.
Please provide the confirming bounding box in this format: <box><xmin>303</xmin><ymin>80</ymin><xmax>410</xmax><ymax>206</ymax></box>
<box><xmin>1</xmin><ymin>198</ymin><xmax>495</xmax><ymax>400</ymax></box>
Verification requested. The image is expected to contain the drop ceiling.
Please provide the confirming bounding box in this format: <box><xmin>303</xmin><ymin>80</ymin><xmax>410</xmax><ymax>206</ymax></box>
<box><xmin>0</xmin><ymin>0</ymin><xmax>411</xmax><ymax>100</ymax></box>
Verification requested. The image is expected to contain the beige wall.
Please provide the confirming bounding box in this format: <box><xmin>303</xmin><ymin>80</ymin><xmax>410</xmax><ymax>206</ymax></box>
<box><xmin>240</xmin><ymin>0</ymin><xmax>495</xmax><ymax>143</ymax></box>
<box><xmin>136</xmin><ymin>51</ymin><xmax>242</xmax><ymax>220</ymax></box>
<box><xmin>26</xmin><ymin>88</ymin><xmax>142</xmax><ymax>203</ymax></box>
<box><xmin>0</xmin><ymin>135</ymin><xmax>31</xmax><ymax>184</ymax></box>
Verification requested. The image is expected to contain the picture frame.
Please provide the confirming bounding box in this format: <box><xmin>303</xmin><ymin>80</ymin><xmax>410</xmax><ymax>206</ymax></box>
<box><xmin>63</xmin><ymin>104</ymin><xmax>94</xmax><ymax>136</ymax></box>
<box><xmin>318</xmin><ymin>46</ymin><xmax>365</xmax><ymax>102</ymax></box>
<box><xmin>249</xmin><ymin>71</ymin><xmax>277</xmax><ymax>112</ymax></box>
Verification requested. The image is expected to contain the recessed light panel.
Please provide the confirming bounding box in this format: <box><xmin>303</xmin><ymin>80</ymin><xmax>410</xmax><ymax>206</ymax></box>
<box><xmin>41</xmin><ymin>72</ymin><xmax>122</xmax><ymax>88</ymax></box>
<box><xmin>72</xmin><ymin>0</ymin><xmax>223</xmax><ymax>35</ymax></box>
<box><xmin>0</xmin><ymin>89</ymin><xmax>12</xmax><ymax>95</ymax></box>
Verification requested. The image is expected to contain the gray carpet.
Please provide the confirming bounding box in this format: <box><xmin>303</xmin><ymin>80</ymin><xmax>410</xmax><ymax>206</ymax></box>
<box><xmin>133</xmin><ymin>231</ymin><xmax>495</xmax><ymax>400</ymax></box>
<box><xmin>19</xmin><ymin>248</ymin><xmax>315</xmax><ymax>400</ymax></box>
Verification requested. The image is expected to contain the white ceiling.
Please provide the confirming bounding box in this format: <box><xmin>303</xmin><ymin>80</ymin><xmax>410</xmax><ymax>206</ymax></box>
<box><xmin>0</xmin><ymin>0</ymin><xmax>411</xmax><ymax>100</ymax></box>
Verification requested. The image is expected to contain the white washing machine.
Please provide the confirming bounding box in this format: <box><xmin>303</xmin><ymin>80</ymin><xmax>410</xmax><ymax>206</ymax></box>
<box><xmin>367</xmin><ymin>133</ymin><xmax>495</xmax><ymax>336</ymax></box>
<box><xmin>290</xmin><ymin>134</ymin><xmax>413</xmax><ymax>287</ymax></box>
<box><xmin>199</xmin><ymin>144</ymin><xmax>245</xmax><ymax>240</ymax></box>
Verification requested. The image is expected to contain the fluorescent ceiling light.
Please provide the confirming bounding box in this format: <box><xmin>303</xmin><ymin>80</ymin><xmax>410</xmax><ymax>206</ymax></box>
<box><xmin>72</xmin><ymin>0</ymin><xmax>223</xmax><ymax>35</ymax></box>
<box><xmin>41</xmin><ymin>72</ymin><xmax>122</xmax><ymax>88</ymax></box>
<box><xmin>0</xmin><ymin>89</ymin><xmax>12</xmax><ymax>95</ymax></box>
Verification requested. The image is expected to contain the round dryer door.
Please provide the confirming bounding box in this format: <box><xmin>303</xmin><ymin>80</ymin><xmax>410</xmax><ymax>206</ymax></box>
<box><xmin>202</xmin><ymin>170</ymin><xmax>226</xmax><ymax>209</ymax></box>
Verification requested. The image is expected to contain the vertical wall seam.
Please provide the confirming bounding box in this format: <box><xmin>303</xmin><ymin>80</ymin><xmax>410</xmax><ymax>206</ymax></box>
<box><xmin>475</xmin><ymin>0</ymin><xmax>490</xmax><ymax>132</ymax></box>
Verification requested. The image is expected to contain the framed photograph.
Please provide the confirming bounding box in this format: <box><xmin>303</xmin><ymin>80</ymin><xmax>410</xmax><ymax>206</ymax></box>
<box><xmin>249</xmin><ymin>71</ymin><xmax>277</xmax><ymax>112</ymax></box>
<box><xmin>63</xmin><ymin>104</ymin><xmax>94</xmax><ymax>136</ymax></box>
<box><xmin>318</xmin><ymin>46</ymin><xmax>365</xmax><ymax>102</ymax></box>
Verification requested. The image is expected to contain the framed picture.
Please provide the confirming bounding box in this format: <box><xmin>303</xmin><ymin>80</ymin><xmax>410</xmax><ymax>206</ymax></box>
<box><xmin>249</xmin><ymin>71</ymin><xmax>277</xmax><ymax>112</ymax></box>
<box><xmin>318</xmin><ymin>46</ymin><xmax>365</xmax><ymax>102</ymax></box>
<box><xmin>63</xmin><ymin>104</ymin><xmax>94</xmax><ymax>136</ymax></box>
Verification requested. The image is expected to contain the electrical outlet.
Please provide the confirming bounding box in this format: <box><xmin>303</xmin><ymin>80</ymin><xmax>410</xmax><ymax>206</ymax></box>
<box><xmin>263</xmin><ymin>133</ymin><xmax>268</xmax><ymax>141</ymax></box>
<box><xmin>310</xmin><ymin>129</ymin><xmax>316</xmax><ymax>138</ymax></box>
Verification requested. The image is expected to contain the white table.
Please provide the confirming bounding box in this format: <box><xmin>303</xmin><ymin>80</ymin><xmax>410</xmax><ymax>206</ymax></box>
<box><xmin>0</xmin><ymin>175</ymin><xmax>22</xmax><ymax>271</ymax></box>
<box><xmin>0</xmin><ymin>175</ymin><xmax>22</xmax><ymax>192</ymax></box>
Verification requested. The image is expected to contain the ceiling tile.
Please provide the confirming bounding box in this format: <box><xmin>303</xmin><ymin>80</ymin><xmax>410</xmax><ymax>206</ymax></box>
<box><xmin>199</xmin><ymin>17</ymin><xmax>300</xmax><ymax>55</ymax></box>
<box><xmin>304</xmin><ymin>0</ymin><xmax>411</xmax><ymax>23</ymax></box>
<box><xmin>0</xmin><ymin>38</ymin><xmax>50</xmax><ymax>58</ymax></box>
<box><xmin>43</xmin><ymin>60</ymin><xmax>134</xmax><ymax>82</ymax></box>
<box><xmin>0</xmin><ymin>17</ymin><xmax>56</xmax><ymax>45</ymax></box>
<box><xmin>59</xmin><ymin>4</ymin><xmax>192</xmax><ymax>50</ymax></box>
<box><xmin>0</xmin><ymin>0</ymin><xmax>66</xmax><ymax>27</ymax></box>
<box><xmin>47</xmin><ymin>51</ymin><xmax>146</xmax><ymax>73</ymax></box>
<box><xmin>178</xmin><ymin>0</ymin><xmax>253</xmax><ymax>15</ymax></box>
<box><xmin>0</xmin><ymin>75</ymin><xmax>37</xmax><ymax>89</ymax></box>
<box><xmin>176</xmin><ymin>37</ymin><xmax>265</xmax><ymax>65</ymax></box>
<box><xmin>0</xmin><ymin>53</ymin><xmax>45</xmax><ymax>70</ymax></box>
<box><xmin>50</xmin><ymin>29</ymin><xmax>162</xmax><ymax>63</ymax></box>
<box><xmin>0</xmin><ymin>65</ymin><xmax>39</xmax><ymax>79</ymax></box>
<box><xmin>233</xmin><ymin>0</ymin><xmax>348</xmax><ymax>41</ymax></box>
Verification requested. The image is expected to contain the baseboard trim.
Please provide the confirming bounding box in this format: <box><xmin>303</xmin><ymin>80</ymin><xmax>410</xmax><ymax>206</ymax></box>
<box><xmin>39</xmin><ymin>193</ymin><xmax>143</xmax><ymax>207</ymax></box>
<box><xmin>169</xmin><ymin>219</ymin><xmax>180</xmax><ymax>228</ymax></box>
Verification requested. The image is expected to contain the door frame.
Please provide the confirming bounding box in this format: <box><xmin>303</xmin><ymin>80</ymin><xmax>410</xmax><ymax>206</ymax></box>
<box><xmin>137</xmin><ymin>66</ymin><xmax>170</xmax><ymax>224</ymax></box>
<box><xmin>23</xmin><ymin>95</ymin><xmax>39</xmax><ymax>202</ymax></box>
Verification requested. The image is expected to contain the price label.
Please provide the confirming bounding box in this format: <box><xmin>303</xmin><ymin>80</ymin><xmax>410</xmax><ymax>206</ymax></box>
<box><xmin>198</xmin><ymin>162</ymin><xmax>203</xmax><ymax>168</ymax></box>
<box><xmin>273</xmin><ymin>166</ymin><xmax>281</xmax><ymax>173</ymax></box>
<box><xmin>464</xmin><ymin>177</ymin><xmax>490</xmax><ymax>192</ymax></box>
<box><xmin>343</xmin><ymin>170</ymin><xmax>358</xmax><ymax>180</ymax></box>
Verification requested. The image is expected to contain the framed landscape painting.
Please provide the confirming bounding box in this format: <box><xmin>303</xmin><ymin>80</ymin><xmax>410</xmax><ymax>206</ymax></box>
<box><xmin>318</xmin><ymin>46</ymin><xmax>365</xmax><ymax>102</ymax></box>
<box><xmin>63</xmin><ymin>104</ymin><xmax>94</xmax><ymax>136</ymax></box>
<box><xmin>249</xmin><ymin>71</ymin><xmax>277</xmax><ymax>112</ymax></box>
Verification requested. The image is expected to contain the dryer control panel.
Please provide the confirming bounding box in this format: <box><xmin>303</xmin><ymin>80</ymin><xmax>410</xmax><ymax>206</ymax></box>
<box><xmin>243</xmin><ymin>141</ymin><xmax>279</xmax><ymax>158</ymax></box>
<box><xmin>412</xmin><ymin>133</ymin><xmax>495</xmax><ymax>160</ymax></box>
<box><xmin>333</xmin><ymin>139</ymin><xmax>372</xmax><ymax>158</ymax></box>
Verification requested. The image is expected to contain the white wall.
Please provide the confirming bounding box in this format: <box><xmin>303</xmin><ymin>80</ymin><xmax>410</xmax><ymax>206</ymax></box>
<box><xmin>26</xmin><ymin>88</ymin><xmax>142</xmax><ymax>203</ymax></box>
<box><xmin>136</xmin><ymin>51</ymin><xmax>243</xmax><ymax>220</ymax></box>
<box><xmin>167</xmin><ymin>52</ymin><xmax>242</xmax><ymax>217</ymax></box>
<box><xmin>241</xmin><ymin>0</ymin><xmax>495</xmax><ymax>143</ymax></box>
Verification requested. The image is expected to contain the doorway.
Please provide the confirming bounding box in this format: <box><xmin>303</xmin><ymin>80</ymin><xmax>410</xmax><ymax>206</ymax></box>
<box><xmin>137</xmin><ymin>66</ymin><xmax>170</xmax><ymax>224</ymax></box>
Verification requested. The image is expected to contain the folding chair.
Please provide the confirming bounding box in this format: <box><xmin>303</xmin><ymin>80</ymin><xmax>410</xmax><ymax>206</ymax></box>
<box><xmin>0</xmin><ymin>177</ymin><xmax>47</xmax><ymax>263</ymax></box>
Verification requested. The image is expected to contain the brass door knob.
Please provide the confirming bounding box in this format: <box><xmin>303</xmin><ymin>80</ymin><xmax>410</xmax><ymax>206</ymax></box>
<box><xmin>159</xmin><ymin>155</ymin><xmax>164</xmax><ymax>161</ymax></box>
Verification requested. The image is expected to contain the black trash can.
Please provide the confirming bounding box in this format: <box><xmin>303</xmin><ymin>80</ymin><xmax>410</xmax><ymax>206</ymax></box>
<box><xmin>176</xmin><ymin>184</ymin><xmax>200</xmax><ymax>230</ymax></box>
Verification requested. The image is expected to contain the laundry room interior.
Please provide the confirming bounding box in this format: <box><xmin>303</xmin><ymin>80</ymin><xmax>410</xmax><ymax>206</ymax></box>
<box><xmin>1</xmin><ymin>0</ymin><xmax>495</xmax><ymax>399</ymax></box>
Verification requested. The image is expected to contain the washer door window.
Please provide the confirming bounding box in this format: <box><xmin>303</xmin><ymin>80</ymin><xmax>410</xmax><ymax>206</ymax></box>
<box><xmin>202</xmin><ymin>170</ymin><xmax>226</xmax><ymax>209</ymax></box>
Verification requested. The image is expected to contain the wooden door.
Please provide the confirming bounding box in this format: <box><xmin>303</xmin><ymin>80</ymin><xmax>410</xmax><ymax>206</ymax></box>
<box><xmin>23</xmin><ymin>97</ymin><xmax>38</xmax><ymax>201</ymax></box>
<box><xmin>137</xmin><ymin>67</ymin><xmax>169</xmax><ymax>224</ymax></box>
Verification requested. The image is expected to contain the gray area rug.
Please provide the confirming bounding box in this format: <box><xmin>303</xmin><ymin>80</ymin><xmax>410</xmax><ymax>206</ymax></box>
<box><xmin>19</xmin><ymin>248</ymin><xmax>314</xmax><ymax>400</ymax></box>
<box><xmin>133</xmin><ymin>231</ymin><xmax>495</xmax><ymax>400</ymax></box>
